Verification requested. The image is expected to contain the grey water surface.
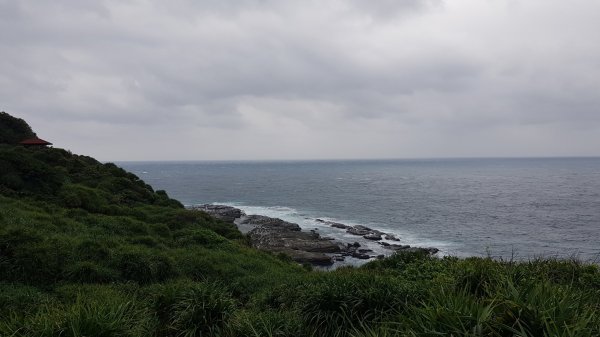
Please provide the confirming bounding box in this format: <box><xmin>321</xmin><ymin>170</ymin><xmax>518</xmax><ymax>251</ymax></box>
<box><xmin>119</xmin><ymin>158</ymin><xmax>600</xmax><ymax>261</ymax></box>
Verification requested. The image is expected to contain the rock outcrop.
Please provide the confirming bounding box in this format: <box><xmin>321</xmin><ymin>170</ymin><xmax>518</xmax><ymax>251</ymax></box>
<box><xmin>193</xmin><ymin>204</ymin><xmax>245</xmax><ymax>223</ymax></box>
<box><xmin>191</xmin><ymin>204</ymin><xmax>440</xmax><ymax>266</ymax></box>
<box><xmin>246</xmin><ymin>219</ymin><xmax>342</xmax><ymax>266</ymax></box>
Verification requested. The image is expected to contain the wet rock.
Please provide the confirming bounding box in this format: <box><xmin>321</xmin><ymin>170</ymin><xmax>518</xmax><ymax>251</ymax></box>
<box><xmin>384</xmin><ymin>246</ymin><xmax>440</xmax><ymax>255</ymax></box>
<box><xmin>377</xmin><ymin>254</ymin><xmax>385</xmax><ymax>259</ymax></box>
<box><xmin>239</xmin><ymin>215</ymin><xmax>301</xmax><ymax>231</ymax></box>
<box><xmin>273</xmin><ymin>248</ymin><xmax>333</xmax><ymax>266</ymax></box>
<box><xmin>358</xmin><ymin>249</ymin><xmax>373</xmax><ymax>253</ymax></box>
<box><xmin>329</xmin><ymin>222</ymin><xmax>350</xmax><ymax>229</ymax></box>
<box><xmin>383</xmin><ymin>244</ymin><xmax>411</xmax><ymax>251</ymax></box>
<box><xmin>384</xmin><ymin>234</ymin><xmax>400</xmax><ymax>241</ymax></box>
<box><xmin>194</xmin><ymin>204</ymin><xmax>244</xmax><ymax>223</ymax></box>
<box><xmin>248</xmin><ymin>227</ymin><xmax>341</xmax><ymax>253</ymax></box>
<box><xmin>363</xmin><ymin>233</ymin><xmax>382</xmax><ymax>241</ymax></box>
<box><xmin>351</xmin><ymin>252</ymin><xmax>371</xmax><ymax>259</ymax></box>
<box><xmin>347</xmin><ymin>226</ymin><xmax>371</xmax><ymax>236</ymax></box>
<box><xmin>379</xmin><ymin>242</ymin><xmax>390</xmax><ymax>247</ymax></box>
<box><xmin>334</xmin><ymin>256</ymin><xmax>345</xmax><ymax>262</ymax></box>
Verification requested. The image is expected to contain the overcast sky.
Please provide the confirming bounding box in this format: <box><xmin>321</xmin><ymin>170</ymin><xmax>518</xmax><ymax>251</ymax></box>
<box><xmin>1</xmin><ymin>0</ymin><xmax>599</xmax><ymax>161</ymax></box>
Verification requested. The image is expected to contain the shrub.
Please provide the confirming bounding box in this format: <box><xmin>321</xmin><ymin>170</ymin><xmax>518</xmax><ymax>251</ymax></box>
<box><xmin>148</xmin><ymin>280</ymin><xmax>236</xmax><ymax>336</ymax></box>
<box><xmin>64</xmin><ymin>261</ymin><xmax>119</xmax><ymax>284</ymax></box>
<box><xmin>74</xmin><ymin>239</ymin><xmax>111</xmax><ymax>262</ymax></box>
<box><xmin>10</xmin><ymin>292</ymin><xmax>152</xmax><ymax>337</ymax></box>
<box><xmin>116</xmin><ymin>248</ymin><xmax>175</xmax><ymax>284</ymax></box>
<box><xmin>0</xmin><ymin>283</ymin><xmax>54</xmax><ymax>316</ymax></box>
<box><xmin>229</xmin><ymin>309</ymin><xmax>304</xmax><ymax>337</ymax></box>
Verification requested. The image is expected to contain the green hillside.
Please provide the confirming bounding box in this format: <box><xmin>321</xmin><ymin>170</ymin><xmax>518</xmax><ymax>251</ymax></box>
<box><xmin>1</xmin><ymin>112</ymin><xmax>599</xmax><ymax>336</ymax></box>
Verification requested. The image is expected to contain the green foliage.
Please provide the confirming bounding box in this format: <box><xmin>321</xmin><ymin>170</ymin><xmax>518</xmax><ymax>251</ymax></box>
<box><xmin>0</xmin><ymin>288</ymin><xmax>151</xmax><ymax>337</ymax></box>
<box><xmin>0</xmin><ymin>111</ymin><xmax>35</xmax><ymax>144</ymax></box>
<box><xmin>229</xmin><ymin>309</ymin><xmax>304</xmax><ymax>337</ymax></box>
<box><xmin>147</xmin><ymin>280</ymin><xmax>236</xmax><ymax>337</ymax></box>
<box><xmin>115</xmin><ymin>248</ymin><xmax>175</xmax><ymax>284</ymax></box>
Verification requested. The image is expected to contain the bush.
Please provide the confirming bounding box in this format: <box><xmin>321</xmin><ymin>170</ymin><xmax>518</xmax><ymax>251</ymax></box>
<box><xmin>64</xmin><ymin>261</ymin><xmax>119</xmax><ymax>284</ymax></box>
<box><xmin>148</xmin><ymin>280</ymin><xmax>236</xmax><ymax>336</ymax></box>
<box><xmin>116</xmin><ymin>248</ymin><xmax>175</xmax><ymax>284</ymax></box>
<box><xmin>229</xmin><ymin>309</ymin><xmax>304</xmax><ymax>337</ymax></box>
<box><xmin>0</xmin><ymin>283</ymin><xmax>54</xmax><ymax>316</ymax></box>
<box><xmin>272</xmin><ymin>271</ymin><xmax>425</xmax><ymax>337</ymax></box>
<box><xmin>5</xmin><ymin>291</ymin><xmax>152</xmax><ymax>337</ymax></box>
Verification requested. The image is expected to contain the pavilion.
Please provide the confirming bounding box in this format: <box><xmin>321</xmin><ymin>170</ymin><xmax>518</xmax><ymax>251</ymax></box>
<box><xmin>19</xmin><ymin>137</ymin><xmax>52</xmax><ymax>147</ymax></box>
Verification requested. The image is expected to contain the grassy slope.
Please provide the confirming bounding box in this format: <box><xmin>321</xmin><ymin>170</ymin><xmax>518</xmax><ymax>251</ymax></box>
<box><xmin>1</xmin><ymin>145</ymin><xmax>599</xmax><ymax>336</ymax></box>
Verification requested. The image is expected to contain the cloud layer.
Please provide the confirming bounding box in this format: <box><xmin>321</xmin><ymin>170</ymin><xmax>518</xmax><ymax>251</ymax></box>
<box><xmin>1</xmin><ymin>0</ymin><xmax>599</xmax><ymax>160</ymax></box>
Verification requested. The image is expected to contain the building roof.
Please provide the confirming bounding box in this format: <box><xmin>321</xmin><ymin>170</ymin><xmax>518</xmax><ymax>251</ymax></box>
<box><xmin>19</xmin><ymin>137</ymin><xmax>52</xmax><ymax>146</ymax></box>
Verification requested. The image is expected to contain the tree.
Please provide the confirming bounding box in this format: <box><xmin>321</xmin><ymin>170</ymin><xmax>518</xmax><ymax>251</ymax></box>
<box><xmin>0</xmin><ymin>111</ymin><xmax>36</xmax><ymax>144</ymax></box>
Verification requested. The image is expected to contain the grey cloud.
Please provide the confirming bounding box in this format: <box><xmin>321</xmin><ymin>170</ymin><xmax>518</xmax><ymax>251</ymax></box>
<box><xmin>1</xmin><ymin>0</ymin><xmax>599</xmax><ymax>160</ymax></box>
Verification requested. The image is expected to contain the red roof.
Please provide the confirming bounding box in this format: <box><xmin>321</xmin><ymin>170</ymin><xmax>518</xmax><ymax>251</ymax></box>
<box><xmin>19</xmin><ymin>137</ymin><xmax>52</xmax><ymax>146</ymax></box>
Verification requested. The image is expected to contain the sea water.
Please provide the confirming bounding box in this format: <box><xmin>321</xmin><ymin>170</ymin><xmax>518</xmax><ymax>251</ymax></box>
<box><xmin>119</xmin><ymin>158</ymin><xmax>600</xmax><ymax>261</ymax></box>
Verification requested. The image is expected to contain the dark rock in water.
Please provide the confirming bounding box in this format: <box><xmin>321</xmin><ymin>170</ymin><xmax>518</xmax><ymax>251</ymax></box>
<box><xmin>383</xmin><ymin>244</ymin><xmax>411</xmax><ymax>251</ymax></box>
<box><xmin>194</xmin><ymin>204</ymin><xmax>244</xmax><ymax>223</ymax></box>
<box><xmin>334</xmin><ymin>256</ymin><xmax>345</xmax><ymax>262</ymax></box>
<box><xmin>384</xmin><ymin>246</ymin><xmax>439</xmax><ymax>255</ymax></box>
<box><xmin>239</xmin><ymin>215</ymin><xmax>301</xmax><ymax>231</ymax></box>
<box><xmin>273</xmin><ymin>248</ymin><xmax>333</xmax><ymax>266</ymax></box>
<box><xmin>426</xmin><ymin>247</ymin><xmax>440</xmax><ymax>254</ymax></box>
<box><xmin>248</xmin><ymin>227</ymin><xmax>340</xmax><ymax>253</ymax></box>
<box><xmin>351</xmin><ymin>252</ymin><xmax>371</xmax><ymax>259</ymax></box>
<box><xmin>244</xmin><ymin>213</ymin><xmax>346</xmax><ymax>266</ymax></box>
<box><xmin>379</xmin><ymin>242</ymin><xmax>391</xmax><ymax>247</ymax></box>
<box><xmin>347</xmin><ymin>226</ymin><xmax>371</xmax><ymax>236</ymax></box>
<box><xmin>384</xmin><ymin>234</ymin><xmax>400</xmax><ymax>241</ymax></box>
<box><xmin>348</xmin><ymin>242</ymin><xmax>361</xmax><ymax>248</ymax></box>
<box><xmin>377</xmin><ymin>254</ymin><xmax>385</xmax><ymax>259</ymax></box>
<box><xmin>329</xmin><ymin>222</ymin><xmax>350</xmax><ymax>229</ymax></box>
<box><xmin>363</xmin><ymin>233</ymin><xmax>382</xmax><ymax>241</ymax></box>
<box><xmin>358</xmin><ymin>249</ymin><xmax>373</xmax><ymax>253</ymax></box>
<box><xmin>316</xmin><ymin>219</ymin><xmax>326</xmax><ymax>223</ymax></box>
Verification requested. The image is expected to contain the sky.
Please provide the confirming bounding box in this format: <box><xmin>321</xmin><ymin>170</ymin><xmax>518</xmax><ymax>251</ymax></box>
<box><xmin>1</xmin><ymin>0</ymin><xmax>599</xmax><ymax>161</ymax></box>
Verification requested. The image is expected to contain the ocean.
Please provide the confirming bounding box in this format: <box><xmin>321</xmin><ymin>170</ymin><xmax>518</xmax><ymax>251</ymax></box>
<box><xmin>119</xmin><ymin>158</ymin><xmax>600</xmax><ymax>261</ymax></box>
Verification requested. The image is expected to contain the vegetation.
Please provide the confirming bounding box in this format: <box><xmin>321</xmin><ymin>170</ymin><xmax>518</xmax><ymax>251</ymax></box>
<box><xmin>1</xmin><ymin>112</ymin><xmax>599</xmax><ymax>336</ymax></box>
<box><xmin>0</xmin><ymin>112</ymin><xmax>35</xmax><ymax>145</ymax></box>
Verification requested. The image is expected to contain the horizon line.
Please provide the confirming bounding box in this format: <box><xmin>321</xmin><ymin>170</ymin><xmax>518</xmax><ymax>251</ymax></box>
<box><xmin>110</xmin><ymin>155</ymin><xmax>600</xmax><ymax>164</ymax></box>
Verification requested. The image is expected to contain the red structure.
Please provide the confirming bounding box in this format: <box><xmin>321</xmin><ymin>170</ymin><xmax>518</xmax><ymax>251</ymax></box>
<box><xmin>19</xmin><ymin>137</ymin><xmax>52</xmax><ymax>147</ymax></box>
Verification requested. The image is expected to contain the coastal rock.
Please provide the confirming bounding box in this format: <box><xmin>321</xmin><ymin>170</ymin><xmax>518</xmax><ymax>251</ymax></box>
<box><xmin>363</xmin><ymin>233</ymin><xmax>382</xmax><ymax>241</ymax></box>
<box><xmin>272</xmin><ymin>248</ymin><xmax>333</xmax><ymax>266</ymax></box>
<box><xmin>384</xmin><ymin>234</ymin><xmax>400</xmax><ymax>241</ymax></box>
<box><xmin>383</xmin><ymin>245</ymin><xmax>440</xmax><ymax>255</ymax></box>
<box><xmin>383</xmin><ymin>244</ymin><xmax>411</xmax><ymax>251</ymax></box>
<box><xmin>245</xmin><ymin>214</ymin><xmax>344</xmax><ymax>266</ymax></box>
<box><xmin>329</xmin><ymin>222</ymin><xmax>350</xmax><ymax>229</ymax></box>
<box><xmin>194</xmin><ymin>204</ymin><xmax>244</xmax><ymax>223</ymax></box>
<box><xmin>347</xmin><ymin>225</ymin><xmax>371</xmax><ymax>236</ymax></box>
<box><xmin>348</xmin><ymin>242</ymin><xmax>361</xmax><ymax>248</ymax></box>
<box><xmin>239</xmin><ymin>215</ymin><xmax>301</xmax><ymax>231</ymax></box>
<box><xmin>351</xmin><ymin>252</ymin><xmax>371</xmax><ymax>259</ymax></box>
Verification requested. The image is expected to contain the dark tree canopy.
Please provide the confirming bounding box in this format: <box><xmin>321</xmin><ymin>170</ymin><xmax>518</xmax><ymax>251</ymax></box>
<box><xmin>0</xmin><ymin>111</ymin><xmax>36</xmax><ymax>144</ymax></box>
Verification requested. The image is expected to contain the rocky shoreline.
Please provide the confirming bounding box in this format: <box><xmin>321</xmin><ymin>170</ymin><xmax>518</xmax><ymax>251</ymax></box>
<box><xmin>193</xmin><ymin>204</ymin><xmax>439</xmax><ymax>267</ymax></box>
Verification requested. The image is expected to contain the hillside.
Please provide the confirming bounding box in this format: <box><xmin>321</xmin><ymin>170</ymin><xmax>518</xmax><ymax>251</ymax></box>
<box><xmin>1</xmin><ymin>112</ymin><xmax>599</xmax><ymax>336</ymax></box>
